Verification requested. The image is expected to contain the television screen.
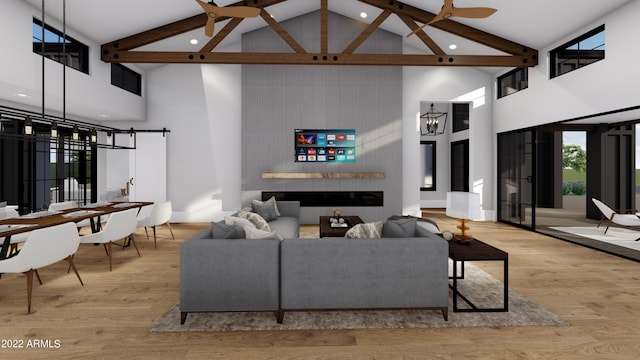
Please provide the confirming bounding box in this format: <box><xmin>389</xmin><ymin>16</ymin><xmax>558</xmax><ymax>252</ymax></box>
<box><xmin>294</xmin><ymin>129</ymin><xmax>356</xmax><ymax>162</ymax></box>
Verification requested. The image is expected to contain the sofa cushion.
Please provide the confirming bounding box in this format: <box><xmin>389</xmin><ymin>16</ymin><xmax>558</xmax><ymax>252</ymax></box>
<box><xmin>236</xmin><ymin>210</ymin><xmax>271</xmax><ymax>231</ymax></box>
<box><xmin>211</xmin><ymin>221</ymin><xmax>245</xmax><ymax>239</ymax></box>
<box><xmin>251</xmin><ymin>197</ymin><xmax>280</xmax><ymax>221</ymax></box>
<box><xmin>345</xmin><ymin>221</ymin><xmax>384</xmax><ymax>238</ymax></box>
<box><xmin>382</xmin><ymin>218</ymin><xmax>417</xmax><ymax>237</ymax></box>
<box><xmin>243</xmin><ymin>226</ymin><xmax>283</xmax><ymax>240</ymax></box>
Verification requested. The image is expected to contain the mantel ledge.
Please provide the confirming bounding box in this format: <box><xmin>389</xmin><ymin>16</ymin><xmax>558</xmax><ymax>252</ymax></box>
<box><xmin>261</xmin><ymin>172</ymin><xmax>385</xmax><ymax>179</ymax></box>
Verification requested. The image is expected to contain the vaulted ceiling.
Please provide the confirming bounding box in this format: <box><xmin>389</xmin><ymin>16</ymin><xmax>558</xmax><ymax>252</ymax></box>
<box><xmin>101</xmin><ymin>0</ymin><xmax>537</xmax><ymax>68</ymax></box>
<box><xmin>23</xmin><ymin>0</ymin><xmax>634</xmax><ymax>71</ymax></box>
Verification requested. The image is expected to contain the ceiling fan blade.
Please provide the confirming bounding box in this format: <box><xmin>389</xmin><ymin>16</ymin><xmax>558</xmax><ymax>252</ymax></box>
<box><xmin>405</xmin><ymin>12</ymin><xmax>445</xmax><ymax>38</ymax></box>
<box><xmin>205</xmin><ymin>17</ymin><xmax>215</xmax><ymax>37</ymax></box>
<box><xmin>451</xmin><ymin>7</ymin><xmax>497</xmax><ymax>19</ymax></box>
<box><xmin>214</xmin><ymin>7</ymin><xmax>261</xmax><ymax>18</ymax></box>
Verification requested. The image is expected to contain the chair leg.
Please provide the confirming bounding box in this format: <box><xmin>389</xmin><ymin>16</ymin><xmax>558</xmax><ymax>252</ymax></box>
<box><xmin>107</xmin><ymin>242</ymin><xmax>113</xmax><ymax>272</ymax></box>
<box><xmin>153</xmin><ymin>226</ymin><xmax>157</xmax><ymax>248</ymax></box>
<box><xmin>144</xmin><ymin>227</ymin><xmax>149</xmax><ymax>239</ymax></box>
<box><xmin>65</xmin><ymin>256</ymin><xmax>84</xmax><ymax>286</ymax></box>
<box><xmin>129</xmin><ymin>234</ymin><xmax>141</xmax><ymax>257</ymax></box>
<box><xmin>165</xmin><ymin>222</ymin><xmax>175</xmax><ymax>240</ymax></box>
<box><xmin>34</xmin><ymin>269</ymin><xmax>43</xmax><ymax>285</ymax></box>
<box><xmin>25</xmin><ymin>269</ymin><xmax>34</xmax><ymax>313</ymax></box>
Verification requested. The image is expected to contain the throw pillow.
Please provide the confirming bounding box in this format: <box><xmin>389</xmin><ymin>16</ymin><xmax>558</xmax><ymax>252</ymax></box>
<box><xmin>382</xmin><ymin>218</ymin><xmax>417</xmax><ymax>238</ymax></box>
<box><xmin>251</xmin><ymin>197</ymin><xmax>280</xmax><ymax>221</ymax></box>
<box><xmin>387</xmin><ymin>215</ymin><xmax>440</xmax><ymax>233</ymax></box>
<box><xmin>345</xmin><ymin>221</ymin><xmax>384</xmax><ymax>238</ymax></box>
<box><xmin>235</xmin><ymin>210</ymin><xmax>271</xmax><ymax>231</ymax></box>
<box><xmin>224</xmin><ymin>216</ymin><xmax>256</xmax><ymax>230</ymax></box>
<box><xmin>243</xmin><ymin>226</ymin><xmax>283</xmax><ymax>240</ymax></box>
<box><xmin>211</xmin><ymin>221</ymin><xmax>245</xmax><ymax>239</ymax></box>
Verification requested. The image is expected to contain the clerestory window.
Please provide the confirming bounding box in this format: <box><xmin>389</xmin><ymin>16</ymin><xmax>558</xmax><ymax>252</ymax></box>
<box><xmin>550</xmin><ymin>25</ymin><xmax>604</xmax><ymax>78</ymax></box>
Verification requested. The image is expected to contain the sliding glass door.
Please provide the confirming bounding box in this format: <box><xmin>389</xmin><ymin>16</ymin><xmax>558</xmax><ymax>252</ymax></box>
<box><xmin>498</xmin><ymin>130</ymin><xmax>535</xmax><ymax>229</ymax></box>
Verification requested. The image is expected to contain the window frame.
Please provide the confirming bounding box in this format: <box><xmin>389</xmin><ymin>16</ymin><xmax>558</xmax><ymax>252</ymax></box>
<box><xmin>111</xmin><ymin>63</ymin><xmax>143</xmax><ymax>96</ymax></box>
<box><xmin>497</xmin><ymin>68</ymin><xmax>528</xmax><ymax>99</ymax></box>
<box><xmin>550</xmin><ymin>25</ymin><xmax>605</xmax><ymax>79</ymax></box>
<box><xmin>420</xmin><ymin>140</ymin><xmax>437</xmax><ymax>191</ymax></box>
<box><xmin>32</xmin><ymin>18</ymin><xmax>89</xmax><ymax>74</ymax></box>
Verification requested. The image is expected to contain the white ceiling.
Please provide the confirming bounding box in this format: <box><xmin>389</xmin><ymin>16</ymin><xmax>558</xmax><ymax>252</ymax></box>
<box><xmin>23</xmin><ymin>0</ymin><xmax>634</xmax><ymax>59</ymax></box>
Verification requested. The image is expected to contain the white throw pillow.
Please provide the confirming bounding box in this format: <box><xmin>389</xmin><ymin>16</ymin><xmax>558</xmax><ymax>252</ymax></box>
<box><xmin>243</xmin><ymin>226</ymin><xmax>283</xmax><ymax>240</ymax></box>
<box><xmin>235</xmin><ymin>210</ymin><xmax>271</xmax><ymax>231</ymax></box>
<box><xmin>224</xmin><ymin>216</ymin><xmax>256</xmax><ymax>230</ymax></box>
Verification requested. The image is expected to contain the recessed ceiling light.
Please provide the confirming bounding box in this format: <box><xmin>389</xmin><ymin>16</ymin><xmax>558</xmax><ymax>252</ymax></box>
<box><xmin>190</xmin><ymin>39</ymin><xmax>199</xmax><ymax>45</ymax></box>
<box><xmin>13</xmin><ymin>93</ymin><xmax>30</xmax><ymax>98</ymax></box>
<box><xmin>360</xmin><ymin>12</ymin><xmax>367</xmax><ymax>19</ymax></box>
<box><xmin>98</xmin><ymin>114</ymin><xmax>110</xmax><ymax>118</ymax></box>
<box><xmin>449</xmin><ymin>44</ymin><xmax>457</xmax><ymax>50</ymax></box>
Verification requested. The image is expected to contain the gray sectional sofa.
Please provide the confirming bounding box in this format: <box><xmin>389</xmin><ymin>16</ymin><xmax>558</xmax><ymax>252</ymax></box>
<box><xmin>179</xmin><ymin>201</ymin><xmax>449</xmax><ymax>324</ymax></box>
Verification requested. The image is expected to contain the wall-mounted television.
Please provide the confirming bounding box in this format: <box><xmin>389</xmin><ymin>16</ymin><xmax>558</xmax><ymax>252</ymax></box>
<box><xmin>294</xmin><ymin>129</ymin><xmax>356</xmax><ymax>162</ymax></box>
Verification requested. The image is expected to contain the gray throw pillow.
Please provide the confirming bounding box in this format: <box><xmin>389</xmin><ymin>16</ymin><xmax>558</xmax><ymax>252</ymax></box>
<box><xmin>387</xmin><ymin>215</ymin><xmax>440</xmax><ymax>233</ymax></box>
<box><xmin>211</xmin><ymin>221</ymin><xmax>245</xmax><ymax>239</ymax></box>
<box><xmin>251</xmin><ymin>197</ymin><xmax>279</xmax><ymax>221</ymax></box>
<box><xmin>382</xmin><ymin>218</ymin><xmax>417</xmax><ymax>238</ymax></box>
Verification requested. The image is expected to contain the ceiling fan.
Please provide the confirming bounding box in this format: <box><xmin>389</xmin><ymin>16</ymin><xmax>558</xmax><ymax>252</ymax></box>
<box><xmin>406</xmin><ymin>0</ymin><xmax>497</xmax><ymax>38</ymax></box>
<box><xmin>195</xmin><ymin>0</ymin><xmax>261</xmax><ymax>37</ymax></box>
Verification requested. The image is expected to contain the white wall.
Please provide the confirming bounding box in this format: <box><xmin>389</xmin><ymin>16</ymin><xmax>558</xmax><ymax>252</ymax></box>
<box><xmin>139</xmin><ymin>56</ymin><xmax>242</xmax><ymax>222</ymax></box>
<box><xmin>0</xmin><ymin>0</ymin><xmax>145</xmax><ymax>122</ymax></box>
<box><xmin>494</xmin><ymin>0</ymin><xmax>640</xmax><ymax>132</ymax></box>
<box><xmin>402</xmin><ymin>64</ymin><xmax>494</xmax><ymax>218</ymax></box>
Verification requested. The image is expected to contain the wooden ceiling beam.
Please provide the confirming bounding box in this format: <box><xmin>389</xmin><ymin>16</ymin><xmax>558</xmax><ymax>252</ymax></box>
<box><xmin>321</xmin><ymin>0</ymin><xmax>328</xmax><ymax>54</ymax></box>
<box><xmin>102</xmin><ymin>51</ymin><xmax>533</xmax><ymax>67</ymax></box>
<box><xmin>200</xmin><ymin>18</ymin><xmax>244</xmax><ymax>53</ymax></box>
<box><xmin>101</xmin><ymin>0</ymin><xmax>288</xmax><ymax>53</ymax></box>
<box><xmin>259</xmin><ymin>9</ymin><xmax>307</xmax><ymax>53</ymax></box>
<box><xmin>357</xmin><ymin>0</ymin><xmax>538</xmax><ymax>57</ymax></box>
<box><xmin>342</xmin><ymin>9</ymin><xmax>392</xmax><ymax>54</ymax></box>
<box><xmin>396</xmin><ymin>13</ymin><xmax>445</xmax><ymax>55</ymax></box>
<box><xmin>101</xmin><ymin>0</ymin><xmax>538</xmax><ymax>67</ymax></box>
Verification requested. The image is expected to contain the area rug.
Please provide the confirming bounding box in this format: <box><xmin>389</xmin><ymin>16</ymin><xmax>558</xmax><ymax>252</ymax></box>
<box><xmin>550</xmin><ymin>226</ymin><xmax>640</xmax><ymax>251</ymax></box>
<box><xmin>150</xmin><ymin>263</ymin><xmax>566</xmax><ymax>332</ymax></box>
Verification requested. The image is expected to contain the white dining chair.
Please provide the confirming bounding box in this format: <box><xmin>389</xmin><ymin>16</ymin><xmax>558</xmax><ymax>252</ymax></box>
<box><xmin>48</xmin><ymin>201</ymin><xmax>98</xmax><ymax>232</ymax></box>
<box><xmin>1</xmin><ymin>208</ymin><xmax>31</xmax><ymax>256</ymax></box>
<box><xmin>78</xmin><ymin>208</ymin><xmax>140</xmax><ymax>271</ymax></box>
<box><xmin>136</xmin><ymin>201</ymin><xmax>174</xmax><ymax>248</ymax></box>
<box><xmin>0</xmin><ymin>222</ymin><xmax>83</xmax><ymax>313</ymax></box>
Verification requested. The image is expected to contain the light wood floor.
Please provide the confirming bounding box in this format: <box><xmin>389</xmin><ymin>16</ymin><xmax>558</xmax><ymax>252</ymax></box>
<box><xmin>1</xmin><ymin>212</ymin><xmax>640</xmax><ymax>359</ymax></box>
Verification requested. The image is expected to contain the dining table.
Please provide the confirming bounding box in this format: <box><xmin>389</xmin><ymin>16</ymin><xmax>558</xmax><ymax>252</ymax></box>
<box><xmin>0</xmin><ymin>201</ymin><xmax>153</xmax><ymax>261</ymax></box>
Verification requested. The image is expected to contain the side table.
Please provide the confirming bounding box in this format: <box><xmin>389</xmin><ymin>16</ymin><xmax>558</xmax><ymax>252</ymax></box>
<box><xmin>448</xmin><ymin>238</ymin><xmax>509</xmax><ymax>312</ymax></box>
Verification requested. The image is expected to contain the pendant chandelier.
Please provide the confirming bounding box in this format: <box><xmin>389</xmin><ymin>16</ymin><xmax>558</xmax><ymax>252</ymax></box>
<box><xmin>420</xmin><ymin>103</ymin><xmax>447</xmax><ymax>136</ymax></box>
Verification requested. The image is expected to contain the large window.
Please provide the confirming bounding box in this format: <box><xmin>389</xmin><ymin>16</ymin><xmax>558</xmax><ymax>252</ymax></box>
<box><xmin>111</xmin><ymin>64</ymin><xmax>142</xmax><ymax>96</ymax></box>
<box><xmin>32</xmin><ymin>18</ymin><xmax>89</xmax><ymax>74</ymax></box>
<box><xmin>550</xmin><ymin>25</ymin><xmax>605</xmax><ymax>78</ymax></box>
<box><xmin>498</xmin><ymin>68</ymin><xmax>528</xmax><ymax>98</ymax></box>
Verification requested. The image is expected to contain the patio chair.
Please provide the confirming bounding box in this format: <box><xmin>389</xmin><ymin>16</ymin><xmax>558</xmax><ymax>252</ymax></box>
<box><xmin>592</xmin><ymin>198</ymin><xmax>640</xmax><ymax>241</ymax></box>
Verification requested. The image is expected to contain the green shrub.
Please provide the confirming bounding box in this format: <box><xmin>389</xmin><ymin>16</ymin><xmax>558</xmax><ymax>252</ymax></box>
<box><xmin>562</xmin><ymin>183</ymin><xmax>572</xmax><ymax>195</ymax></box>
<box><xmin>570</xmin><ymin>181</ymin><xmax>586</xmax><ymax>195</ymax></box>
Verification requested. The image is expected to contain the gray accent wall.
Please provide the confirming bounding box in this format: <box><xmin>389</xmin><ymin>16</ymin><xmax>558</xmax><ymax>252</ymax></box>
<box><xmin>241</xmin><ymin>11</ymin><xmax>403</xmax><ymax>224</ymax></box>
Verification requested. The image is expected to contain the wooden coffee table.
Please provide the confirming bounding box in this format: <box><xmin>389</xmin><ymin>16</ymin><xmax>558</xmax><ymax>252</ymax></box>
<box><xmin>319</xmin><ymin>215</ymin><xmax>364</xmax><ymax>237</ymax></box>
